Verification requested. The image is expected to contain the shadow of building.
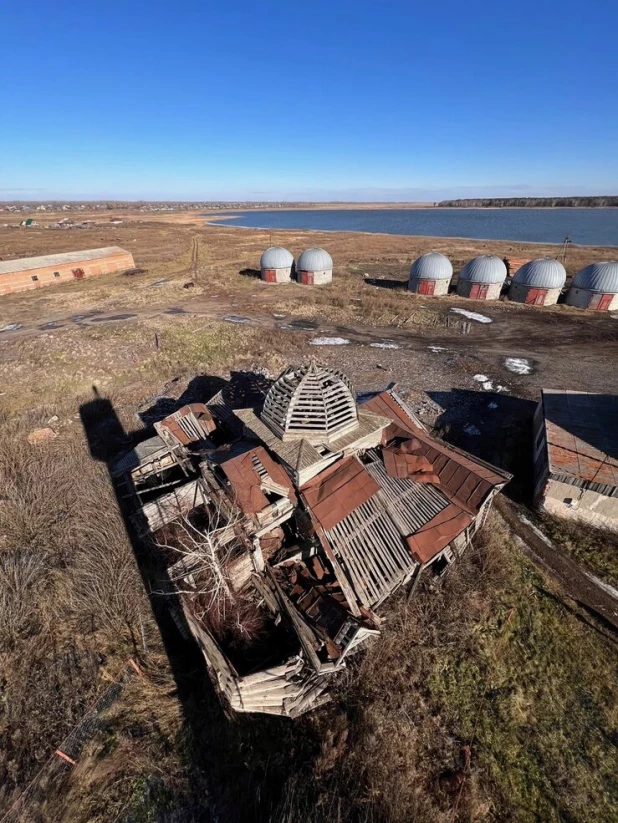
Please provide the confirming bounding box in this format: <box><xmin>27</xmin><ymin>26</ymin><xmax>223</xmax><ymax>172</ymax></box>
<box><xmin>428</xmin><ymin>388</ymin><xmax>537</xmax><ymax>505</ymax></box>
<box><xmin>79</xmin><ymin>380</ymin><xmax>319</xmax><ymax>822</ymax></box>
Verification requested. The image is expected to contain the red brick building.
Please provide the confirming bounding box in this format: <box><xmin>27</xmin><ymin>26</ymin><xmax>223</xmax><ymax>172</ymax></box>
<box><xmin>0</xmin><ymin>246</ymin><xmax>135</xmax><ymax>295</ymax></box>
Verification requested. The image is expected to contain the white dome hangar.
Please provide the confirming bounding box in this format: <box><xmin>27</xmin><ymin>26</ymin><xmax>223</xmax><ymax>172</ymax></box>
<box><xmin>297</xmin><ymin>248</ymin><xmax>333</xmax><ymax>286</ymax></box>
<box><xmin>408</xmin><ymin>252</ymin><xmax>453</xmax><ymax>296</ymax></box>
<box><xmin>566</xmin><ymin>262</ymin><xmax>618</xmax><ymax>311</ymax></box>
<box><xmin>508</xmin><ymin>258</ymin><xmax>566</xmax><ymax>306</ymax></box>
<box><xmin>260</xmin><ymin>247</ymin><xmax>294</xmax><ymax>283</ymax></box>
<box><xmin>456</xmin><ymin>255</ymin><xmax>507</xmax><ymax>300</ymax></box>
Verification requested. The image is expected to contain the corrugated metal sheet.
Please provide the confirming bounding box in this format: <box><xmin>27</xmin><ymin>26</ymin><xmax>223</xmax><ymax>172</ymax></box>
<box><xmin>297</xmin><ymin>247</ymin><xmax>333</xmax><ymax>272</ymax></box>
<box><xmin>410</xmin><ymin>252</ymin><xmax>453</xmax><ymax>281</ymax></box>
<box><xmin>512</xmin><ymin>258</ymin><xmax>566</xmax><ymax>289</ymax></box>
<box><xmin>571</xmin><ymin>261</ymin><xmax>618</xmax><ymax>293</ymax></box>
<box><xmin>0</xmin><ymin>247</ymin><xmax>130</xmax><ymax>275</ymax></box>
<box><xmin>260</xmin><ymin>246</ymin><xmax>294</xmax><ymax>270</ymax></box>
<box><xmin>458</xmin><ymin>255</ymin><xmax>507</xmax><ymax>284</ymax></box>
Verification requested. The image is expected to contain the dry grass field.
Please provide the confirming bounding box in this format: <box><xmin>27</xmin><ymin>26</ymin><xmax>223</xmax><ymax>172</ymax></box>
<box><xmin>1</xmin><ymin>213</ymin><xmax>618</xmax><ymax>822</ymax></box>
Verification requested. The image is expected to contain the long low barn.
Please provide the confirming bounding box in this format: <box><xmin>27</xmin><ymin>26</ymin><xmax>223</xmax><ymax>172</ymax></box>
<box><xmin>0</xmin><ymin>246</ymin><xmax>135</xmax><ymax>295</ymax></box>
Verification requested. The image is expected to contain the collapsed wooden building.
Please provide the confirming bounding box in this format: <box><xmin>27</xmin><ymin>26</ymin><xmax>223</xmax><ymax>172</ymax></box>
<box><xmin>113</xmin><ymin>362</ymin><xmax>511</xmax><ymax>717</ymax></box>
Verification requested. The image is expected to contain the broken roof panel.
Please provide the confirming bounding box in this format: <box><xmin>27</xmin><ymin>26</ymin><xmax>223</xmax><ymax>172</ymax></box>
<box><xmin>301</xmin><ymin>456</ymin><xmax>380</xmax><ymax>531</ymax></box>
<box><xmin>364</xmin><ymin>452</ymin><xmax>450</xmax><ymax>535</ymax></box>
<box><xmin>220</xmin><ymin>445</ymin><xmax>297</xmax><ymax>515</ymax></box>
<box><xmin>406</xmin><ymin>504</ymin><xmax>473</xmax><ymax>564</ymax></box>
<box><xmin>324</xmin><ymin>494</ymin><xmax>418</xmax><ymax>608</ymax></box>
<box><xmin>362</xmin><ymin>391</ymin><xmax>510</xmax><ymax>513</ymax></box>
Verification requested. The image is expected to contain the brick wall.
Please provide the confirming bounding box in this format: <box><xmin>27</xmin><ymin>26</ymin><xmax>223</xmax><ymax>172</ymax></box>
<box><xmin>0</xmin><ymin>251</ymin><xmax>135</xmax><ymax>295</ymax></box>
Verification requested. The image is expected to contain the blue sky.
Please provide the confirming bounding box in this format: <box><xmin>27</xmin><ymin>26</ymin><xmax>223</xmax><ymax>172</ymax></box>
<box><xmin>2</xmin><ymin>0</ymin><xmax>617</xmax><ymax>201</ymax></box>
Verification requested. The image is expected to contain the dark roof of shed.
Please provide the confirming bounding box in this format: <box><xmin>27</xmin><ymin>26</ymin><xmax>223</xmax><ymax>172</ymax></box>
<box><xmin>542</xmin><ymin>390</ymin><xmax>618</xmax><ymax>491</ymax></box>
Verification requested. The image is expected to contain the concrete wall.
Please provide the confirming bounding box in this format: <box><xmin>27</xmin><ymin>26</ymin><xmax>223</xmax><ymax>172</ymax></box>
<box><xmin>565</xmin><ymin>288</ymin><xmax>618</xmax><ymax>310</ymax></box>
<box><xmin>298</xmin><ymin>268</ymin><xmax>332</xmax><ymax>285</ymax></box>
<box><xmin>261</xmin><ymin>266</ymin><xmax>292</xmax><ymax>283</ymax></box>
<box><xmin>456</xmin><ymin>280</ymin><xmax>502</xmax><ymax>300</ymax></box>
<box><xmin>508</xmin><ymin>283</ymin><xmax>562</xmax><ymax>305</ymax></box>
<box><xmin>539</xmin><ymin>478</ymin><xmax>618</xmax><ymax>532</ymax></box>
<box><xmin>408</xmin><ymin>277</ymin><xmax>450</xmax><ymax>295</ymax></box>
<box><xmin>0</xmin><ymin>251</ymin><xmax>135</xmax><ymax>295</ymax></box>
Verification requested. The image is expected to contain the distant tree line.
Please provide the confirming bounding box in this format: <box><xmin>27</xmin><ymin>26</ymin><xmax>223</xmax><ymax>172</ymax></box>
<box><xmin>437</xmin><ymin>196</ymin><xmax>618</xmax><ymax>208</ymax></box>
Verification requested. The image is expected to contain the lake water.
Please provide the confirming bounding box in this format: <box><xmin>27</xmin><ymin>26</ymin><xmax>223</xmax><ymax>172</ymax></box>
<box><xmin>209</xmin><ymin>208</ymin><xmax>618</xmax><ymax>247</ymax></box>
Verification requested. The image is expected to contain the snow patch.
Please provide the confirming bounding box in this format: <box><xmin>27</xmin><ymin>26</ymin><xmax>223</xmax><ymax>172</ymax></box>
<box><xmin>273</xmin><ymin>313</ymin><xmax>286</xmax><ymax>319</ymax></box>
<box><xmin>473</xmin><ymin>374</ymin><xmax>494</xmax><ymax>391</ymax></box>
<box><xmin>224</xmin><ymin>315</ymin><xmax>250</xmax><ymax>324</ymax></box>
<box><xmin>504</xmin><ymin>357</ymin><xmax>533</xmax><ymax>375</ymax></box>
<box><xmin>370</xmin><ymin>342</ymin><xmax>399</xmax><ymax>349</ymax></box>
<box><xmin>0</xmin><ymin>323</ymin><xmax>22</xmax><ymax>332</ymax></box>
<box><xmin>310</xmin><ymin>337</ymin><xmax>350</xmax><ymax>346</ymax></box>
<box><xmin>584</xmin><ymin>571</ymin><xmax>618</xmax><ymax>602</ymax></box>
<box><xmin>518</xmin><ymin>514</ymin><xmax>553</xmax><ymax>547</ymax></box>
<box><xmin>450</xmin><ymin>308</ymin><xmax>492</xmax><ymax>324</ymax></box>
<box><xmin>428</xmin><ymin>346</ymin><xmax>447</xmax><ymax>353</ymax></box>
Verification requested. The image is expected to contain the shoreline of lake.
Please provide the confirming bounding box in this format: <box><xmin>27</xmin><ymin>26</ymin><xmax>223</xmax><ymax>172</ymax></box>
<box><xmin>204</xmin><ymin>207</ymin><xmax>618</xmax><ymax>248</ymax></box>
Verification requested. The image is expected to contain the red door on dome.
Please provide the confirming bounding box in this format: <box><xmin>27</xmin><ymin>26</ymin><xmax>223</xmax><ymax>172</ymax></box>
<box><xmin>590</xmin><ymin>293</ymin><xmax>613</xmax><ymax>311</ymax></box>
<box><xmin>470</xmin><ymin>283</ymin><xmax>489</xmax><ymax>299</ymax></box>
<box><xmin>526</xmin><ymin>288</ymin><xmax>547</xmax><ymax>305</ymax></box>
<box><xmin>418</xmin><ymin>279</ymin><xmax>435</xmax><ymax>295</ymax></box>
<box><xmin>263</xmin><ymin>269</ymin><xmax>277</xmax><ymax>283</ymax></box>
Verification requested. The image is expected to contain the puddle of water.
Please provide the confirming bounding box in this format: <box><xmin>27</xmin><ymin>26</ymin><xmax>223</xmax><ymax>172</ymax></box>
<box><xmin>166</xmin><ymin>307</ymin><xmax>187</xmax><ymax>315</ymax></box>
<box><xmin>0</xmin><ymin>323</ymin><xmax>22</xmax><ymax>332</ymax></box>
<box><xmin>310</xmin><ymin>337</ymin><xmax>350</xmax><ymax>346</ymax></box>
<box><xmin>450</xmin><ymin>308</ymin><xmax>493</xmax><ymax>324</ymax></box>
<box><xmin>504</xmin><ymin>357</ymin><xmax>533</xmax><ymax>375</ymax></box>
<box><xmin>288</xmin><ymin>318</ymin><xmax>318</xmax><ymax>330</ymax></box>
<box><xmin>90</xmin><ymin>314</ymin><xmax>137</xmax><ymax>322</ymax></box>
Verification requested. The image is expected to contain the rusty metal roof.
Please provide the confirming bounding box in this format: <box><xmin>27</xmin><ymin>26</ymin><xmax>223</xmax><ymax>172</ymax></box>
<box><xmin>362</xmin><ymin>391</ymin><xmax>510</xmax><ymax>514</ymax></box>
<box><xmin>301</xmin><ymin>456</ymin><xmax>380</xmax><ymax>531</ymax></box>
<box><xmin>220</xmin><ymin>445</ymin><xmax>297</xmax><ymax>515</ymax></box>
<box><xmin>542</xmin><ymin>389</ymin><xmax>618</xmax><ymax>493</ymax></box>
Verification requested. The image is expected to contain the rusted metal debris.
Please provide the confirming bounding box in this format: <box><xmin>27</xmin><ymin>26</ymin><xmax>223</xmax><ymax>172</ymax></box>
<box><xmin>114</xmin><ymin>363</ymin><xmax>511</xmax><ymax>718</ymax></box>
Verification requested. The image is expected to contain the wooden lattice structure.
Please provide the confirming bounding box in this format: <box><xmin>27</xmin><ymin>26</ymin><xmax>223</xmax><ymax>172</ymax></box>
<box><xmin>261</xmin><ymin>361</ymin><xmax>359</xmax><ymax>444</ymax></box>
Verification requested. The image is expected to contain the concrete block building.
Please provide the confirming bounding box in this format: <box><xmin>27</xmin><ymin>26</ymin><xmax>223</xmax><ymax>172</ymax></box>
<box><xmin>260</xmin><ymin>246</ymin><xmax>294</xmax><ymax>283</ymax></box>
<box><xmin>508</xmin><ymin>258</ymin><xmax>566</xmax><ymax>306</ymax></box>
<box><xmin>533</xmin><ymin>389</ymin><xmax>618</xmax><ymax>532</ymax></box>
<box><xmin>408</xmin><ymin>252</ymin><xmax>453</xmax><ymax>295</ymax></box>
<box><xmin>456</xmin><ymin>255</ymin><xmax>507</xmax><ymax>300</ymax></box>
<box><xmin>0</xmin><ymin>247</ymin><xmax>135</xmax><ymax>295</ymax></box>
<box><xmin>297</xmin><ymin>247</ymin><xmax>333</xmax><ymax>285</ymax></box>
<box><xmin>565</xmin><ymin>262</ymin><xmax>618</xmax><ymax>311</ymax></box>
